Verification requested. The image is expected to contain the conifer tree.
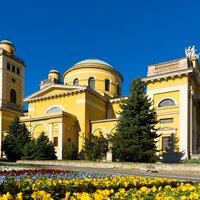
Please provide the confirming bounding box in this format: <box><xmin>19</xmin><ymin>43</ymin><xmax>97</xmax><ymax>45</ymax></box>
<box><xmin>22</xmin><ymin>132</ymin><xmax>57</xmax><ymax>160</ymax></box>
<box><xmin>33</xmin><ymin>132</ymin><xmax>57</xmax><ymax>160</ymax></box>
<box><xmin>83</xmin><ymin>133</ymin><xmax>108</xmax><ymax>161</ymax></box>
<box><xmin>112</xmin><ymin>78</ymin><xmax>158</xmax><ymax>162</ymax></box>
<box><xmin>2</xmin><ymin>116</ymin><xmax>31</xmax><ymax>160</ymax></box>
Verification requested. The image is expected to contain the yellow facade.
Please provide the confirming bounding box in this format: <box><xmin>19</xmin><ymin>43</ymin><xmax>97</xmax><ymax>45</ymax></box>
<box><xmin>1</xmin><ymin>39</ymin><xmax>199</xmax><ymax>160</ymax></box>
<box><xmin>20</xmin><ymin>58</ymin><xmax>123</xmax><ymax>159</ymax></box>
<box><xmin>0</xmin><ymin>38</ymin><xmax>25</xmax><ymax>157</ymax></box>
<box><xmin>143</xmin><ymin>51</ymin><xmax>200</xmax><ymax>159</ymax></box>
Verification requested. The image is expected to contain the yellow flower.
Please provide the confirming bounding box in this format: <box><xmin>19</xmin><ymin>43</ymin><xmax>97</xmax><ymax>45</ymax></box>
<box><xmin>63</xmin><ymin>191</ymin><xmax>70</xmax><ymax>199</ymax></box>
<box><xmin>15</xmin><ymin>192</ymin><xmax>23</xmax><ymax>200</ymax></box>
<box><xmin>165</xmin><ymin>185</ymin><xmax>172</xmax><ymax>190</ymax></box>
<box><xmin>151</xmin><ymin>186</ymin><xmax>157</xmax><ymax>192</ymax></box>
<box><xmin>0</xmin><ymin>192</ymin><xmax>13</xmax><ymax>200</ymax></box>
<box><xmin>31</xmin><ymin>190</ymin><xmax>53</xmax><ymax>200</ymax></box>
<box><xmin>189</xmin><ymin>192</ymin><xmax>199</xmax><ymax>199</ymax></box>
<box><xmin>75</xmin><ymin>192</ymin><xmax>93</xmax><ymax>200</ymax></box>
<box><xmin>180</xmin><ymin>196</ymin><xmax>187</xmax><ymax>200</ymax></box>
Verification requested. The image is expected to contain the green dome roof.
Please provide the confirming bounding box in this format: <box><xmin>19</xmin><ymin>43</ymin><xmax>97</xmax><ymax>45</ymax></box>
<box><xmin>75</xmin><ymin>58</ymin><xmax>113</xmax><ymax>68</ymax></box>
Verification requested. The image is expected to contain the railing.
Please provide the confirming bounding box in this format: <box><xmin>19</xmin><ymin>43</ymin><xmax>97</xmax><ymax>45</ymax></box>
<box><xmin>3</xmin><ymin>51</ymin><xmax>24</xmax><ymax>64</ymax></box>
<box><xmin>41</xmin><ymin>78</ymin><xmax>59</xmax><ymax>84</ymax></box>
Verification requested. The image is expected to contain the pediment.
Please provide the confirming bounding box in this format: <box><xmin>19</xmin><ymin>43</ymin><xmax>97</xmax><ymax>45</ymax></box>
<box><xmin>24</xmin><ymin>84</ymin><xmax>86</xmax><ymax>102</ymax></box>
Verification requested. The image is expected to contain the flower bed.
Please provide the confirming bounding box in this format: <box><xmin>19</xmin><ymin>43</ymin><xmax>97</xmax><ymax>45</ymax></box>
<box><xmin>0</xmin><ymin>168</ymin><xmax>200</xmax><ymax>199</ymax></box>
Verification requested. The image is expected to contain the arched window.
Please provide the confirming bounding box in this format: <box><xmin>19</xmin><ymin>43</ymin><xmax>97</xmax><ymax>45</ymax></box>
<box><xmin>88</xmin><ymin>77</ymin><xmax>95</xmax><ymax>89</ymax></box>
<box><xmin>116</xmin><ymin>83</ymin><xmax>120</xmax><ymax>96</ymax></box>
<box><xmin>158</xmin><ymin>99</ymin><xmax>175</xmax><ymax>107</ymax></box>
<box><xmin>46</xmin><ymin>106</ymin><xmax>62</xmax><ymax>113</ymax></box>
<box><xmin>73</xmin><ymin>78</ymin><xmax>79</xmax><ymax>86</ymax></box>
<box><xmin>10</xmin><ymin>89</ymin><xmax>17</xmax><ymax>103</ymax></box>
<box><xmin>105</xmin><ymin>79</ymin><xmax>110</xmax><ymax>92</ymax></box>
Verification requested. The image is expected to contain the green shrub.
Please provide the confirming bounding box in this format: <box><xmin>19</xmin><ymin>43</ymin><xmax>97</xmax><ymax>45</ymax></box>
<box><xmin>22</xmin><ymin>132</ymin><xmax>57</xmax><ymax>160</ymax></box>
<box><xmin>83</xmin><ymin>133</ymin><xmax>108</xmax><ymax>161</ymax></box>
<box><xmin>181</xmin><ymin>158</ymin><xmax>200</xmax><ymax>164</ymax></box>
<box><xmin>62</xmin><ymin>141</ymin><xmax>77</xmax><ymax>160</ymax></box>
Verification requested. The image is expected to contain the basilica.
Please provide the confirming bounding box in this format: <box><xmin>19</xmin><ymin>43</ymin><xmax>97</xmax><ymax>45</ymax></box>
<box><xmin>0</xmin><ymin>38</ymin><xmax>199</xmax><ymax>160</ymax></box>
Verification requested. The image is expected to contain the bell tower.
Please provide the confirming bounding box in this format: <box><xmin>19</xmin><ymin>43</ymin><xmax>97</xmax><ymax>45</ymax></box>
<box><xmin>0</xmin><ymin>38</ymin><xmax>25</xmax><ymax>157</ymax></box>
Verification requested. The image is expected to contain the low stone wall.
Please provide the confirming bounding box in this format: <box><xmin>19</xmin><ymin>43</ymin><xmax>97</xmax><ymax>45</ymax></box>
<box><xmin>17</xmin><ymin>160</ymin><xmax>200</xmax><ymax>172</ymax></box>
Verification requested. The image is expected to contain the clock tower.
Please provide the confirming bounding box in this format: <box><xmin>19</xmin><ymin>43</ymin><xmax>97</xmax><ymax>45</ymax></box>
<box><xmin>0</xmin><ymin>38</ymin><xmax>25</xmax><ymax>157</ymax></box>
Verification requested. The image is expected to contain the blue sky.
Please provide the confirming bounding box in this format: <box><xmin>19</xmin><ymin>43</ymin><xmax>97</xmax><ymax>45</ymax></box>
<box><xmin>1</xmin><ymin>0</ymin><xmax>200</xmax><ymax>97</ymax></box>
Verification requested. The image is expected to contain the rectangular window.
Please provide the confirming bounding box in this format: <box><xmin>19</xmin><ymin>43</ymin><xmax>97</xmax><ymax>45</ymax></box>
<box><xmin>53</xmin><ymin>137</ymin><xmax>58</xmax><ymax>146</ymax></box>
<box><xmin>7</xmin><ymin>62</ymin><xmax>10</xmax><ymax>70</ymax></box>
<box><xmin>12</xmin><ymin>65</ymin><xmax>15</xmax><ymax>73</ymax></box>
<box><xmin>17</xmin><ymin>67</ymin><xmax>20</xmax><ymax>75</ymax></box>
<box><xmin>162</xmin><ymin>136</ymin><xmax>172</xmax><ymax>152</ymax></box>
<box><xmin>160</xmin><ymin>118</ymin><xmax>173</xmax><ymax>124</ymax></box>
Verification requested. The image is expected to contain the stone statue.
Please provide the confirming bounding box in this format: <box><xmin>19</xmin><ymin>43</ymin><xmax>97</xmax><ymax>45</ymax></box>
<box><xmin>185</xmin><ymin>46</ymin><xmax>199</xmax><ymax>60</ymax></box>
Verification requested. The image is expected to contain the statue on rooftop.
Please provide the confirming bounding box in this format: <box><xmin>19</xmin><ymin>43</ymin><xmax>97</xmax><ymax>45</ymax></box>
<box><xmin>185</xmin><ymin>46</ymin><xmax>200</xmax><ymax>60</ymax></box>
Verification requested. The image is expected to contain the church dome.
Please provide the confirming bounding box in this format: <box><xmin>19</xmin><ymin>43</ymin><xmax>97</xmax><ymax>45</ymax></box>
<box><xmin>0</xmin><ymin>38</ymin><xmax>16</xmax><ymax>54</ymax></box>
<box><xmin>63</xmin><ymin>58</ymin><xmax>123</xmax><ymax>97</ymax></box>
<box><xmin>75</xmin><ymin>58</ymin><xmax>113</xmax><ymax>67</ymax></box>
<box><xmin>48</xmin><ymin>69</ymin><xmax>60</xmax><ymax>82</ymax></box>
<box><xmin>49</xmin><ymin>69</ymin><xmax>60</xmax><ymax>74</ymax></box>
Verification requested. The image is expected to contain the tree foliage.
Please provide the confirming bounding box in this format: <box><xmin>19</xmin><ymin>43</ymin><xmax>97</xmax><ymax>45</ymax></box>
<box><xmin>111</xmin><ymin>78</ymin><xmax>158</xmax><ymax>163</ymax></box>
<box><xmin>62</xmin><ymin>141</ymin><xmax>77</xmax><ymax>160</ymax></box>
<box><xmin>23</xmin><ymin>132</ymin><xmax>57</xmax><ymax>160</ymax></box>
<box><xmin>83</xmin><ymin>133</ymin><xmax>108</xmax><ymax>161</ymax></box>
<box><xmin>2</xmin><ymin>116</ymin><xmax>31</xmax><ymax>160</ymax></box>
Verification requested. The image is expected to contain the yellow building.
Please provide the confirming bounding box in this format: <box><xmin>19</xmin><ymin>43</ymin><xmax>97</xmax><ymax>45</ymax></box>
<box><xmin>20</xmin><ymin>58</ymin><xmax>123</xmax><ymax>159</ymax></box>
<box><xmin>1</xmin><ymin>38</ymin><xmax>199</xmax><ymax>160</ymax></box>
<box><xmin>143</xmin><ymin>46</ymin><xmax>200</xmax><ymax>159</ymax></box>
<box><xmin>0</xmin><ymin>38</ymin><xmax>25</xmax><ymax>157</ymax></box>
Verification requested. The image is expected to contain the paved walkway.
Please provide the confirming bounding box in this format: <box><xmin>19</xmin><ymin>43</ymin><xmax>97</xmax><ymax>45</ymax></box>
<box><xmin>43</xmin><ymin>165</ymin><xmax>200</xmax><ymax>182</ymax></box>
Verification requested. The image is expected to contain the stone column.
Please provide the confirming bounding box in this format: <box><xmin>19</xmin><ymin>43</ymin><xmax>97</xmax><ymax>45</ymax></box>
<box><xmin>189</xmin><ymin>89</ymin><xmax>194</xmax><ymax>157</ymax></box>
<box><xmin>48</xmin><ymin>123</ymin><xmax>53</xmax><ymax>142</ymax></box>
<box><xmin>0</xmin><ymin>115</ymin><xmax>2</xmax><ymax>158</ymax></box>
<box><xmin>58</xmin><ymin>123</ymin><xmax>63</xmax><ymax>160</ymax></box>
<box><xmin>193</xmin><ymin>101</ymin><xmax>197</xmax><ymax>154</ymax></box>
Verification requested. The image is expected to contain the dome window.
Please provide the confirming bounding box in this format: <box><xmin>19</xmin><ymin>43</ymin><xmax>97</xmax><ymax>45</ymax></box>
<box><xmin>88</xmin><ymin>77</ymin><xmax>95</xmax><ymax>89</ymax></box>
<box><xmin>105</xmin><ymin>79</ymin><xmax>110</xmax><ymax>92</ymax></box>
<box><xmin>73</xmin><ymin>78</ymin><xmax>79</xmax><ymax>86</ymax></box>
<box><xmin>158</xmin><ymin>99</ymin><xmax>175</xmax><ymax>107</ymax></box>
<box><xmin>10</xmin><ymin>89</ymin><xmax>16</xmax><ymax>103</ymax></box>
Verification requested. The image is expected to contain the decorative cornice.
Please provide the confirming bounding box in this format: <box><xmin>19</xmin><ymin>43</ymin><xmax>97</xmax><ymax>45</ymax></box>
<box><xmin>63</xmin><ymin>64</ymin><xmax>123</xmax><ymax>82</ymax></box>
<box><xmin>20</xmin><ymin>111</ymin><xmax>77</xmax><ymax>122</ymax></box>
<box><xmin>85</xmin><ymin>87</ymin><xmax>109</xmax><ymax>103</ymax></box>
<box><xmin>24</xmin><ymin>84</ymin><xmax>86</xmax><ymax>102</ymax></box>
<box><xmin>109</xmin><ymin>96</ymin><xmax>128</xmax><ymax>103</ymax></box>
<box><xmin>150</xmin><ymin>57</ymin><xmax>186</xmax><ymax>67</ymax></box>
<box><xmin>24</xmin><ymin>85</ymin><xmax>109</xmax><ymax>103</ymax></box>
<box><xmin>142</xmin><ymin>68</ymin><xmax>193</xmax><ymax>83</ymax></box>
<box><xmin>91</xmin><ymin>118</ymin><xmax>119</xmax><ymax>123</ymax></box>
<box><xmin>2</xmin><ymin>49</ymin><xmax>25</xmax><ymax>65</ymax></box>
<box><xmin>24</xmin><ymin>88</ymin><xmax>86</xmax><ymax>103</ymax></box>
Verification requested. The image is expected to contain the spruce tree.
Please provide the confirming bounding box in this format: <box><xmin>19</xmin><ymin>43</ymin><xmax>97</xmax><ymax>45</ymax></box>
<box><xmin>2</xmin><ymin>116</ymin><xmax>31</xmax><ymax>160</ymax></box>
<box><xmin>22</xmin><ymin>132</ymin><xmax>57</xmax><ymax>160</ymax></box>
<box><xmin>83</xmin><ymin>133</ymin><xmax>108</xmax><ymax>161</ymax></box>
<box><xmin>34</xmin><ymin>132</ymin><xmax>57</xmax><ymax>160</ymax></box>
<box><xmin>112</xmin><ymin>78</ymin><xmax>158</xmax><ymax>163</ymax></box>
<box><xmin>62</xmin><ymin>141</ymin><xmax>77</xmax><ymax>160</ymax></box>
